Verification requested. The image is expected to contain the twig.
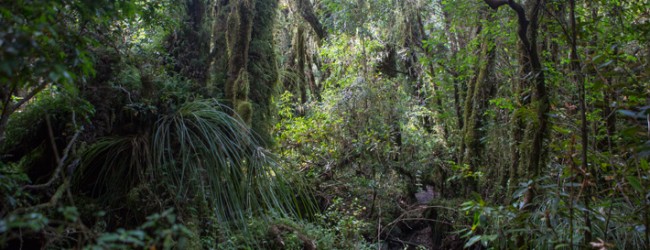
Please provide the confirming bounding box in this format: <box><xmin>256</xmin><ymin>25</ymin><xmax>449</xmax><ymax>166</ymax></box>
<box><xmin>45</xmin><ymin>115</ymin><xmax>61</xmax><ymax>163</ymax></box>
<box><xmin>24</xmin><ymin>121</ymin><xmax>82</xmax><ymax>190</ymax></box>
<box><xmin>386</xmin><ymin>237</ymin><xmax>421</xmax><ymax>247</ymax></box>
<box><xmin>13</xmin><ymin>180</ymin><xmax>70</xmax><ymax>214</ymax></box>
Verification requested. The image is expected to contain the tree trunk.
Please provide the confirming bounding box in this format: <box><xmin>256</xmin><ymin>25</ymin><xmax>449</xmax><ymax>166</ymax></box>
<box><xmin>211</xmin><ymin>0</ymin><xmax>233</xmax><ymax>94</ymax></box>
<box><xmin>482</xmin><ymin>0</ymin><xmax>548</xmax><ymax>204</ymax></box>
<box><xmin>225</xmin><ymin>0</ymin><xmax>255</xmax><ymax>124</ymax></box>
<box><xmin>170</xmin><ymin>0</ymin><xmax>211</xmax><ymax>88</ymax></box>
<box><xmin>296</xmin><ymin>0</ymin><xmax>326</xmax><ymax>41</ymax></box>
<box><xmin>460</xmin><ymin>10</ymin><xmax>497</xmax><ymax>194</ymax></box>
<box><xmin>210</xmin><ymin>0</ymin><xmax>280</xmax><ymax>144</ymax></box>
<box><xmin>247</xmin><ymin>0</ymin><xmax>280</xmax><ymax>145</ymax></box>
<box><xmin>569</xmin><ymin>0</ymin><xmax>592</xmax><ymax>244</ymax></box>
<box><xmin>295</xmin><ymin>26</ymin><xmax>308</xmax><ymax>103</ymax></box>
<box><xmin>524</xmin><ymin>0</ymin><xmax>547</xmax><ymax>181</ymax></box>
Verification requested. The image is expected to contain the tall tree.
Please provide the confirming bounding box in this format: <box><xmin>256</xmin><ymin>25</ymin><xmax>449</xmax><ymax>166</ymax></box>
<box><xmin>225</xmin><ymin>0</ymin><xmax>255</xmax><ymax>124</ymax></box>
<box><xmin>168</xmin><ymin>0</ymin><xmax>211</xmax><ymax>87</ymax></box>
<box><xmin>248</xmin><ymin>0</ymin><xmax>280</xmax><ymax>145</ymax></box>
<box><xmin>460</xmin><ymin>8</ymin><xmax>497</xmax><ymax>194</ymax></box>
<box><xmin>211</xmin><ymin>0</ymin><xmax>280</xmax><ymax>144</ymax></box>
<box><xmin>568</xmin><ymin>0</ymin><xmax>593</xmax><ymax>243</ymax></box>
<box><xmin>482</xmin><ymin>0</ymin><xmax>548</xmax><ymax>197</ymax></box>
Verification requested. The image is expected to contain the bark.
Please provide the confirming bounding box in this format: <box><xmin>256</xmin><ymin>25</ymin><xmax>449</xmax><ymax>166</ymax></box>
<box><xmin>460</xmin><ymin>10</ymin><xmax>497</xmax><ymax>194</ymax></box>
<box><xmin>171</xmin><ymin>0</ymin><xmax>211</xmax><ymax>87</ymax></box>
<box><xmin>569</xmin><ymin>0</ymin><xmax>592</xmax><ymax>244</ymax></box>
<box><xmin>525</xmin><ymin>0</ymin><xmax>547</xmax><ymax>180</ymax></box>
<box><xmin>296</xmin><ymin>26</ymin><xmax>308</xmax><ymax>103</ymax></box>
<box><xmin>225</xmin><ymin>0</ymin><xmax>254</xmax><ymax>124</ymax></box>
<box><xmin>211</xmin><ymin>0</ymin><xmax>233</xmax><ymax>93</ymax></box>
<box><xmin>480</xmin><ymin>1</ymin><xmax>549</xmax><ymax>212</ymax></box>
<box><xmin>296</xmin><ymin>0</ymin><xmax>326</xmax><ymax>40</ymax></box>
<box><xmin>247</xmin><ymin>0</ymin><xmax>280</xmax><ymax>145</ymax></box>
<box><xmin>305</xmin><ymin>50</ymin><xmax>320</xmax><ymax>101</ymax></box>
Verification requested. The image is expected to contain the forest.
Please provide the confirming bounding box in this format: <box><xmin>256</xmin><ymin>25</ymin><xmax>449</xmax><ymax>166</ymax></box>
<box><xmin>0</xmin><ymin>0</ymin><xmax>649</xmax><ymax>249</ymax></box>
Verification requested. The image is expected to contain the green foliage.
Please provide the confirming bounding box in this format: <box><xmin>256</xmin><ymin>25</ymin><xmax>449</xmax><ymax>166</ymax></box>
<box><xmin>1</xmin><ymin>89</ymin><xmax>93</xmax><ymax>153</ymax></box>
<box><xmin>0</xmin><ymin>0</ymin><xmax>160</xmax><ymax>132</ymax></box>
<box><xmin>447</xmin><ymin>162</ymin><xmax>484</xmax><ymax>183</ymax></box>
<box><xmin>454</xmin><ymin>174</ymin><xmax>650</xmax><ymax>249</ymax></box>
<box><xmin>0</xmin><ymin>164</ymin><xmax>32</xmax><ymax>214</ymax></box>
<box><xmin>0</xmin><ymin>212</ymin><xmax>49</xmax><ymax>237</ymax></box>
<box><xmin>153</xmin><ymin>99</ymin><xmax>304</xmax><ymax>218</ymax></box>
<box><xmin>86</xmin><ymin>209</ymin><xmax>192</xmax><ymax>250</ymax></box>
<box><xmin>76</xmin><ymin>97</ymin><xmax>314</xmax><ymax>247</ymax></box>
<box><xmin>2</xmin><ymin>0</ymin><xmax>650</xmax><ymax>248</ymax></box>
<box><xmin>316</xmin><ymin>197</ymin><xmax>370</xmax><ymax>246</ymax></box>
<box><xmin>220</xmin><ymin>213</ymin><xmax>373</xmax><ymax>250</ymax></box>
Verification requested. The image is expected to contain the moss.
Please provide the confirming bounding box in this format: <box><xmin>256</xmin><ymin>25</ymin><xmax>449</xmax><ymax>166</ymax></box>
<box><xmin>247</xmin><ymin>0</ymin><xmax>280</xmax><ymax>146</ymax></box>
<box><xmin>210</xmin><ymin>1</ymin><xmax>233</xmax><ymax>95</ymax></box>
<box><xmin>460</xmin><ymin>22</ymin><xmax>496</xmax><ymax>193</ymax></box>
<box><xmin>233</xmin><ymin>69</ymin><xmax>250</xmax><ymax>100</ymax></box>
<box><xmin>225</xmin><ymin>0</ymin><xmax>254</xmax><ymax>109</ymax></box>
<box><xmin>213</xmin><ymin>0</ymin><xmax>280</xmax><ymax>144</ymax></box>
<box><xmin>225</xmin><ymin>3</ymin><xmax>242</xmax><ymax>59</ymax></box>
<box><xmin>166</xmin><ymin>0</ymin><xmax>211</xmax><ymax>87</ymax></box>
<box><xmin>236</xmin><ymin>101</ymin><xmax>253</xmax><ymax>125</ymax></box>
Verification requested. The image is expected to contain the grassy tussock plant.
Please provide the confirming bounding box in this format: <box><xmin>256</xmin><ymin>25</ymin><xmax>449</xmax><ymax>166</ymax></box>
<box><xmin>77</xmin><ymin>99</ymin><xmax>313</xmax><ymax>245</ymax></box>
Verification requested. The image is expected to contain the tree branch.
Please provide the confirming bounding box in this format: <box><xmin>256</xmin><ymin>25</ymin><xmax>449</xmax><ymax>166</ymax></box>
<box><xmin>483</xmin><ymin>0</ymin><xmax>530</xmax><ymax>51</ymax></box>
<box><xmin>0</xmin><ymin>83</ymin><xmax>48</xmax><ymax>144</ymax></box>
<box><xmin>297</xmin><ymin>0</ymin><xmax>327</xmax><ymax>40</ymax></box>
<box><xmin>484</xmin><ymin>0</ymin><xmax>509</xmax><ymax>9</ymax></box>
<box><xmin>24</xmin><ymin>123</ymin><xmax>82</xmax><ymax>190</ymax></box>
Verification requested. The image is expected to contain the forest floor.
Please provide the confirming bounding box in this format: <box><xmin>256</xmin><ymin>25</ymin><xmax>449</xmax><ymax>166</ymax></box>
<box><xmin>383</xmin><ymin>185</ymin><xmax>451</xmax><ymax>250</ymax></box>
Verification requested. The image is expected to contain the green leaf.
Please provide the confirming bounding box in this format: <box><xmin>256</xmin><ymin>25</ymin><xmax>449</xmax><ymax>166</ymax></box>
<box><xmin>464</xmin><ymin>235</ymin><xmax>481</xmax><ymax>248</ymax></box>
<box><xmin>555</xmin><ymin>243</ymin><xmax>569</xmax><ymax>249</ymax></box>
<box><xmin>626</xmin><ymin>175</ymin><xmax>644</xmax><ymax>193</ymax></box>
<box><xmin>598</xmin><ymin>60</ymin><xmax>614</xmax><ymax>69</ymax></box>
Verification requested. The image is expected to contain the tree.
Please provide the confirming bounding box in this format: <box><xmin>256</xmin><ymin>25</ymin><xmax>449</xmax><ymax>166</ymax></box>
<box><xmin>482</xmin><ymin>0</ymin><xmax>548</xmax><ymax>199</ymax></box>
<box><xmin>460</xmin><ymin>8</ymin><xmax>498</xmax><ymax>194</ymax></box>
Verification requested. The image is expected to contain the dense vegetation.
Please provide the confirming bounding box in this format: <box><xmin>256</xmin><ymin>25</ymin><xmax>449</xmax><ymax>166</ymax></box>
<box><xmin>1</xmin><ymin>0</ymin><xmax>649</xmax><ymax>249</ymax></box>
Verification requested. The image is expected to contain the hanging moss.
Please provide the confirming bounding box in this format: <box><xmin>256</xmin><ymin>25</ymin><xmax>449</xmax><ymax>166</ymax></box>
<box><xmin>211</xmin><ymin>0</ymin><xmax>279</xmax><ymax>144</ymax></box>
<box><xmin>232</xmin><ymin>69</ymin><xmax>252</xmax><ymax>125</ymax></box>
<box><xmin>233</xmin><ymin>69</ymin><xmax>251</xmax><ymax>101</ymax></box>
<box><xmin>225</xmin><ymin>0</ymin><xmax>254</xmax><ymax>108</ymax></box>
<box><xmin>236</xmin><ymin>101</ymin><xmax>253</xmax><ymax>125</ymax></box>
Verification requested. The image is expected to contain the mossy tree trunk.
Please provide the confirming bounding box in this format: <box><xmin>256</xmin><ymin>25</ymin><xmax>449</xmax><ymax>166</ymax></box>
<box><xmin>483</xmin><ymin>0</ymin><xmax>548</xmax><ymax>203</ymax></box>
<box><xmin>225</xmin><ymin>0</ymin><xmax>254</xmax><ymax>124</ymax></box>
<box><xmin>281</xmin><ymin>0</ymin><xmax>325</xmax><ymax>104</ymax></box>
<box><xmin>211</xmin><ymin>0</ymin><xmax>280</xmax><ymax>145</ymax></box>
<box><xmin>169</xmin><ymin>0</ymin><xmax>211</xmax><ymax>88</ymax></box>
<box><xmin>296</xmin><ymin>0</ymin><xmax>326</xmax><ymax>41</ymax></box>
<box><xmin>211</xmin><ymin>0</ymin><xmax>233</xmax><ymax>94</ymax></box>
<box><xmin>247</xmin><ymin>0</ymin><xmax>280</xmax><ymax>145</ymax></box>
<box><xmin>460</xmin><ymin>10</ymin><xmax>497</xmax><ymax>194</ymax></box>
<box><xmin>287</xmin><ymin>25</ymin><xmax>308</xmax><ymax>104</ymax></box>
<box><xmin>523</xmin><ymin>0</ymin><xmax>547</xmax><ymax>184</ymax></box>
